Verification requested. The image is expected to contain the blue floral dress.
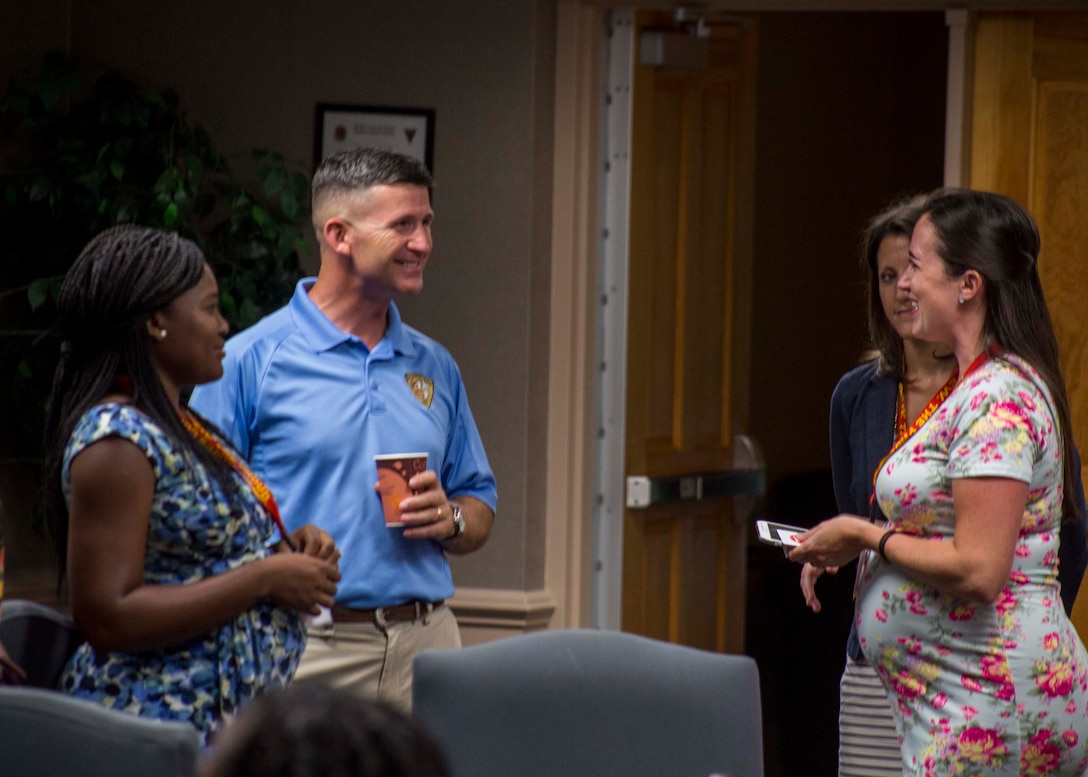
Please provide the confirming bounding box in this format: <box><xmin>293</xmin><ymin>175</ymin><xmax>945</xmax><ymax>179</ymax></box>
<box><xmin>58</xmin><ymin>403</ymin><xmax>306</xmax><ymax>745</ymax></box>
<box><xmin>856</xmin><ymin>354</ymin><xmax>1088</xmax><ymax>776</ymax></box>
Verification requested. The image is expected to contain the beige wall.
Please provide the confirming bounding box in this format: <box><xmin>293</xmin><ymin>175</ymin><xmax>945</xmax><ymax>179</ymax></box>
<box><xmin>0</xmin><ymin>0</ymin><xmax>556</xmax><ymax>596</ymax></box>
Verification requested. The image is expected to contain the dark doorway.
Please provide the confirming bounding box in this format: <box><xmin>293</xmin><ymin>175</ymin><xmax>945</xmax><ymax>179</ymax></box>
<box><xmin>745</xmin><ymin>11</ymin><xmax>948</xmax><ymax>777</ymax></box>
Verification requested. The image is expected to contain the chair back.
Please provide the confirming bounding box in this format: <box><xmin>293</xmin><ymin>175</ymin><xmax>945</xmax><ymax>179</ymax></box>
<box><xmin>0</xmin><ymin>599</ymin><xmax>82</xmax><ymax>688</ymax></box>
<box><xmin>0</xmin><ymin>686</ymin><xmax>200</xmax><ymax>776</ymax></box>
<box><xmin>413</xmin><ymin>628</ymin><xmax>764</xmax><ymax>777</ymax></box>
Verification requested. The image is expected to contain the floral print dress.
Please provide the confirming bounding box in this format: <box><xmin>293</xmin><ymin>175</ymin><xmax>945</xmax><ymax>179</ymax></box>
<box><xmin>58</xmin><ymin>403</ymin><xmax>306</xmax><ymax>746</ymax></box>
<box><xmin>857</xmin><ymin>354</ymin><xmax>1088</xmax><ymax>776</ymax></box>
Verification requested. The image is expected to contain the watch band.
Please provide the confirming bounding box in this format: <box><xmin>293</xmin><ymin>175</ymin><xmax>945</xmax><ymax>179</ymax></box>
<box><xmin>448</xmin><ymin>503</ymin><xmax>466</xmax><ymax>539</ymax></box>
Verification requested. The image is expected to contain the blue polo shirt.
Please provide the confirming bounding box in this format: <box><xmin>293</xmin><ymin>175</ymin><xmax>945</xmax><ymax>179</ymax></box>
<box><xmin>189</xmin><ymin>279</ymin><xmax>497</xmax><ymax>608</ymax></box>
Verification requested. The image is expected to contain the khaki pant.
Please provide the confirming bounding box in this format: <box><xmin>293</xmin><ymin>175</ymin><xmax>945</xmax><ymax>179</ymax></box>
<box><xmin>292</xmin><ymin>603</ymin><xmax>460</xmax><ymax>712</ymax></box>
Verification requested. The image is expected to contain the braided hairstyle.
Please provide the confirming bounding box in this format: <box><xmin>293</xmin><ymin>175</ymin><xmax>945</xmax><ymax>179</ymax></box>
<box><xmin>42</xmin><ymin>224</ymin><xmax>241</xmax><ymax>580</ymax></box>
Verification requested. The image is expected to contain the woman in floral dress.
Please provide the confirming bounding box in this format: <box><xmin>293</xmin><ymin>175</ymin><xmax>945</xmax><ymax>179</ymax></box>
<box><xmin>41</xmin><ymin>225</ymin><xmax>342</xmax><ymax>745</ymax></box>
<box><xmin>791</xmin><ymin>189</ymin><xmax>1088</xmax><ymax>776</ymax></box>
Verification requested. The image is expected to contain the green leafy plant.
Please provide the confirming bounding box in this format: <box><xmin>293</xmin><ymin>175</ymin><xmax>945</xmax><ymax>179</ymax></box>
<box><xmin>0</xmin><ymin>52</ymin><xmax>312</xmax><ymax>468</ymax></box>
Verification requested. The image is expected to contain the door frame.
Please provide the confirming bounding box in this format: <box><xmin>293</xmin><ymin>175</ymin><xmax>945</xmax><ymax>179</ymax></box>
<box><xmin>543</xmin><ymin>0</ymin><xmax>981</xmax><ymax>632</ymax></box>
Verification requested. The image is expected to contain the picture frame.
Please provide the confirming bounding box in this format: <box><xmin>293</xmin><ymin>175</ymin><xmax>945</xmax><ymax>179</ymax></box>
<box><xmin>314</xmin><ymin>103</ymin><xmax>435</xmax><ymax>173</ymax></box>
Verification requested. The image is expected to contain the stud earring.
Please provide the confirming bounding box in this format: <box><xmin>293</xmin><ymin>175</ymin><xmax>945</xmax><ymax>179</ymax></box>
<box><xmin>159</xmin><ymin>329</ymin><xmax>168</xmax><ymax>339</ymax></box>
<box><xmin>957</xmin><ymin>295</ymin><xmax>965</xmax><ymax>305</ymax></box>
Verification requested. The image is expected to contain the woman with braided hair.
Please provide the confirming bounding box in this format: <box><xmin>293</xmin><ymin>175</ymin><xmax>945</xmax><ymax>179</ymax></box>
<box><xmin>41</xmin><ymin>224</ymin><xmax>341</xmax><ymax>745</ymax></box>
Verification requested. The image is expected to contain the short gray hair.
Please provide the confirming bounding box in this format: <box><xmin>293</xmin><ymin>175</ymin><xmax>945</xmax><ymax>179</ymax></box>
<box><xmin>312</xmin><ymin>147</ymin><xmax>433</xmax><ymax>218</ymax></box>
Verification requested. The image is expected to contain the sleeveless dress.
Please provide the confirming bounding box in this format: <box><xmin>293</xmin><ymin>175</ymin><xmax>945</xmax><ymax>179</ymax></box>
<box><xmin>58</xmin><ymin>403</ymin><xmax>306</xmax><ymax>745</ymax></box>
<box><xmin>856</xmin><ymin>354</ymin><xmax>1088</xmax><ymax>776</ymax></box>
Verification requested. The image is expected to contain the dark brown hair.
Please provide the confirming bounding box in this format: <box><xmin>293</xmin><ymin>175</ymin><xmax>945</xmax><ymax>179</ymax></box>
<box><xmin>922</xmin><ymin>188</ymin><xmax>1082</xmax><ymax>525</ymax></box>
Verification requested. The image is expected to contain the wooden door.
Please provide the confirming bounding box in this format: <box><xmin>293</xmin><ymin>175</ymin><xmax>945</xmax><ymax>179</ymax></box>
<box><xmin>621</xmin><ymin>10</ymin><xmax>756</xmax><ymax>654</ymax></box>
<box><xmin>968</xmin><ymin>12</ymin><xmax>1088</xmax><ymax>632</ymax></box>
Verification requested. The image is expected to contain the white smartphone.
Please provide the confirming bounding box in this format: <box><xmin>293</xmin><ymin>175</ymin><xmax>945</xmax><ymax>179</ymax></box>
<box><xmin>755</xmin><ymin>520</ymin><xmax>807</xmax><ymax>548</ymax></box>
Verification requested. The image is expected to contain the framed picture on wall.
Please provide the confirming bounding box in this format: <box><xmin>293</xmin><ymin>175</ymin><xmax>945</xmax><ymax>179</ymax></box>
<box><xmin>314</xmin><ymin>103</ymin><xmax>435</xmax><ymax>173</ymax></box>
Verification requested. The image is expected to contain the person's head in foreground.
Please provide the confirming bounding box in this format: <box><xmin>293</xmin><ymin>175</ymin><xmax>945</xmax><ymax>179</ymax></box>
<box><xmin>202</xmin><ymin>684</ymin><xmax>450</xmax><ymax>777</ymax></box>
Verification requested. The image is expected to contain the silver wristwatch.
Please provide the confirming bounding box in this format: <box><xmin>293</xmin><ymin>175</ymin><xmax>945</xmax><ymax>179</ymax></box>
<box><xmin>448</xmin><ymin>503</ymin><xmax>466</xmax><ymax>539</ymax></box>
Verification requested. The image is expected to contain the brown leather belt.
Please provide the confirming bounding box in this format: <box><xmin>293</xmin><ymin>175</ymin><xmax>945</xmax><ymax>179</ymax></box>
<box><xmin>330</xmin><ymin>600</ymin><xmax>444</xmax><ymax>628</ymax></box>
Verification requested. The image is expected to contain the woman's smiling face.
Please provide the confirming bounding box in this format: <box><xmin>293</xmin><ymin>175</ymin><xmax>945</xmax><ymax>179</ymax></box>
<box><xmin>150</xmin><ymin>264</ymin><xmax>229</xmax><ymax>390</ymax></box>
<box><xmin>899</xmin><ymin>214</ymin><xmax>962</xmax><ymax>344</ymax></box>
<box><xmin>875</xmin><ymin>233</ymin><xmax>914</xmax><ymax>341</ymax></box>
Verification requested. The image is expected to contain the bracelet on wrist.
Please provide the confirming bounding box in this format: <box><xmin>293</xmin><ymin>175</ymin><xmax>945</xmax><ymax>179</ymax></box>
<box><xmin>877</xmin><ymin>528</ymin><xmax>896</xmax><ymax>561</ymax></box>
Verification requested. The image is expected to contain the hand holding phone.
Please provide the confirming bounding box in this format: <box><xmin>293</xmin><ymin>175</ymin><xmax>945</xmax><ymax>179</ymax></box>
<box><xmin>756</xmin><ymin>520</ymin><xmax>807</xmax><ymax>548</ymax></box>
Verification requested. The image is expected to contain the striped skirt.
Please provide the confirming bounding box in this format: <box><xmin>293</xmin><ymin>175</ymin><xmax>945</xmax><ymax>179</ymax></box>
<box><xmin>838</xmin><ymin>655</ymin><xmax>903</xmax><ymax>777</ymax></box>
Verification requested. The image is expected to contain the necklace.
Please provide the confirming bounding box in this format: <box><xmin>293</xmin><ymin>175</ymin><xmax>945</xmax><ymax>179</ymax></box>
<box><xmin>179</xmin><ymin>411</ymin><xmax>296</xmax><ymax>551</ymax></box>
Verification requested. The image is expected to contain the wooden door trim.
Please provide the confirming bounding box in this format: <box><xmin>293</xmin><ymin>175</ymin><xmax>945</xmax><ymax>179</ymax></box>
<box><xmin>969</xmin><ymin>15</ymin><xmax>1034</xmax><ymax>199</ymax></box>
<box><xmin>543</xmin><ymin>2</ymin><xmax>604</xmax><ymax>629</ymax></box>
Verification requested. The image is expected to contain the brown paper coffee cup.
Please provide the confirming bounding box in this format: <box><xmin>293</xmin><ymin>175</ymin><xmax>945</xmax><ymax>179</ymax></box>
<box><xmin>375</xmin><ymin>452</ymin><xmax>428</xmax><ymax>527</ymax></box>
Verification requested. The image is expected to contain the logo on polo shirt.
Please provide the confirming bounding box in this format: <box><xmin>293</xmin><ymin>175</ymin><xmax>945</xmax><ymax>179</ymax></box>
<box><xmin>405</xmin><ymin>373</ymin><xmax>434</xmax><ymax>409</ymax></box>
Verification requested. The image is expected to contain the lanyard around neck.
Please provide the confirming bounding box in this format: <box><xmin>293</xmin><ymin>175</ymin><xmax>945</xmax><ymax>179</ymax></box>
<box><xmin>180</xmin><ymin>411</ymin><xmax>296</xmax><ymax>552</ymax></box>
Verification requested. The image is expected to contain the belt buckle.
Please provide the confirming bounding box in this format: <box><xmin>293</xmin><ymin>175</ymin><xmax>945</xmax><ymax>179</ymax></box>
<box><xmin>374</xmin><ymin>606</ymin><xmax>391</xmax><ymax>630</ymax></box>
<box><xmin>374</xmin><ymin>601</ymin><xmax>431</xmax><ymax>630</ymax></box>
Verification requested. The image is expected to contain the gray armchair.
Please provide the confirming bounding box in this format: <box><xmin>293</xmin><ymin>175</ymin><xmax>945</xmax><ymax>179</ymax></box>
<box><xmin>0</xmin><ymin>686</ymin><xmax>200</xmax><ymax>777</ymax></box>
<box><xmin>413</xmin><ymin>628</ymin><xmax>764</xmax><ymax>777</ymax></box>
<box><xmin>0</xmin><ymin>599</ymin><xmax>82</xmax><ymax>688</ymax></box>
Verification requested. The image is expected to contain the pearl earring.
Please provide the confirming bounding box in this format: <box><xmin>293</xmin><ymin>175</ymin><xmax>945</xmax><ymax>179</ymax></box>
<box><xmin>160</xmin><ymin>329</ymin><xmax>168</xmax><ymax>339</ymax></box>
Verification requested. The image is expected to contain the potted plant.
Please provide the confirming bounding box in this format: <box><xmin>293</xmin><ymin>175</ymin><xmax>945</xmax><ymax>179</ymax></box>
<box><xmin>0</xmin><ymin>53</ymin><xmax>311</xmax><ymax>577</ymax></box>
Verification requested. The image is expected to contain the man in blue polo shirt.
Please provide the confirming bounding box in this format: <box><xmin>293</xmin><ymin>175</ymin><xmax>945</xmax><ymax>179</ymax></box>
<box><xmin>189</xmin><ymin>147</ymin><xmax>496</xmax><ymax>711</ymax></box>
